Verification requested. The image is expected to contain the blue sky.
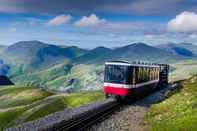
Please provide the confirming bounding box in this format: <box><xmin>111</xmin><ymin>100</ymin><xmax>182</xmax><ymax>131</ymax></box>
<box><xmin>0</xmin><ymin>0</ymin><xmax>197</xmax><ymax>48</ymax></box>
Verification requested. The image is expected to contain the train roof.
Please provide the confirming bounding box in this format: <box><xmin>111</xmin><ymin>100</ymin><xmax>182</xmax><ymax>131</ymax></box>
<box><xmin>105</xmin><ymin>60</ymin><xmax>162</xmax><ymax>68</ymax></box>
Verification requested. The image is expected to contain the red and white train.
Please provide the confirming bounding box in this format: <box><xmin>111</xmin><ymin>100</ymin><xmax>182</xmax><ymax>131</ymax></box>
<box><xmin>103</xmin><ymin>61</ymin><xmax>169</xmax><ymax>100</ymax></box>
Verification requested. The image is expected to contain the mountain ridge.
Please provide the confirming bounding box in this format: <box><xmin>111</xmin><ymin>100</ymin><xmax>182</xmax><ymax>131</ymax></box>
<box><xmin>2</xmin><ymin>41</ymin><xmax>87</xmax><ymax>69</ymax></box>
<box><xmin>156</xmin><ymin>43</ymin><xmax>197</xmax><ymax>57</ymax></box>
<box><xmin>1</xmin><ymin>40</ymin><xmax>196</xmax><ymax>90</ymax></box>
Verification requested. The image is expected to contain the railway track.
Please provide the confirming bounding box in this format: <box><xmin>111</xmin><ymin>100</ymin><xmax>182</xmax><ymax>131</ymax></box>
<box><xmin>56</xmin><ymin>100</ymin><xmax>120</xmax><ymax>131</ymax></box>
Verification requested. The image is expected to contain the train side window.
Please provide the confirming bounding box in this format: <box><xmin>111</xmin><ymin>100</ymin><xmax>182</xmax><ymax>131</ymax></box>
<box><xmin>148</xmin><ymin>68</ymin><xmax>150</xmax><ymax>81</ymax></box>
<box><xmin>144</xmin><ymin>67</ymin><xmax>147</xmax><ymax>82</ymax></box>
<box><xmin>135</xmin><ymin>67</ymin><xmax>138</xmax><ymax>84</ymax></box>
<box><xmin>137</xmin><ymin>67</ymin><xmax>141</xmax><ymax>83</ymax></box>
<box><xmin>144</xmin><ymin>67</ymin><xmax>146</xmax><ymax>82</ymax></box>
<box><xmin>137</xmin><ymin>67</ymin><xmax>141</xmax><ymax>84</ymax></box>
<box><xmin>132</xmin><ymin>67</ymin><xmax>135</xmax><ymax>84</ymax></box>
<box><xmin>143</xmin><ymin>67</ymin><xmax>146</xmax><ymax>82</ymax></box>
<box><xmin>148</xmin><ymin>68</ymin><xmax>151</xmax><ymax>81</ymax></box>
<box><xmin>139</xmin><ymin>67</ymin><xmax>142</xmax><ymax>83</ymax></box>
<box><xmin>143</xmin><ymin>67</ymin><xmax>145</xmax><ymax>82</ymax></box>
<box><xmin>141</xmin><ymin>67</ymin><xmax>144</xmax><ymax>82</ymax></box>
<box><xmin>157</xmin><ymin>68</ymin><xmax>159</xmax><ymax>79</ymax></box>
<box><xmin>146</xmin><ymin>67</ymin><xmax>149</xmax><ymax>82</ymax></box>
<box><xmin>153</xmin><ymin>68</ymin><xmax>155</xmax><ymax>80</ymax></box>
<box><xmin>141</xmin><ymin>67</ymin><xmax>144</xmax><ymax>83</ymax></box>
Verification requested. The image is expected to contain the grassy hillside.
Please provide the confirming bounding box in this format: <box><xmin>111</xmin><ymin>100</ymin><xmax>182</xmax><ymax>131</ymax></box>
<box><xmin>11</xmin><ymin>62</ymin><xmax>72</xmax><ymax>86</ymax></box>
<box><xmin>11</xmin><ymin>64</ymin><xmax>103</xmax><ymax>91</ymax></box>
<box><xmin>0</xmin><ymin>86</ymin><xmax>104</xmax><ymax>130</ymax></box>
<box><xmin>10</xmin><ymin>59</ymin><xmax>197</xmax><ymax>91</ymax></box>
<box><xmin>12</xmin><ymin>59</ymin><xmax>197</xmax><ymax>91</ymax></box>
<box><xmin>145</xmin><ymin>75</ymin><xmax>197</xmax><ymax>131</ymax></box>
<box><xmin>169</xmin><ymin>60</ymin><xmax>197</xmax><ymax>81</ymax></box>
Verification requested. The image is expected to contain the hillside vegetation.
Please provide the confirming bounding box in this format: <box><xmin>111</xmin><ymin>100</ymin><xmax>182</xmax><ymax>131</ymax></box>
<box><xmin>145</xmin><ymin>75</ymin><xmax>197</xmax><ymax>131</ymax></box>
<box><xmin>0</xmin><ymin>86</ymin><xmax>104</xmax><ymax>130</ymax></box>
<box><xmin>12</xmin><ymin>64</ymin><xmax>103</xmax><ymax>91</ymax></box>
<box><xmin>1</xmin><ymin>41</ymin><xmax>197</xmax><ymax>91</ymax></box>
<box><xmin>170</xmin><ymin>60</ymin><xmax>197</xmax><ymax>81</ymax></box>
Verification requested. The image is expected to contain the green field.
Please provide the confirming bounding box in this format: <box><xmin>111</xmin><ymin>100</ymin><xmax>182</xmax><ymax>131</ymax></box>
<box><xmin>169</xmin><ymin>60</ymin><xmax>197</xmax><ymax>82</ymax></box>
<box><xmin>0</xmin><ymin>86</ymin><xmax>104</xmax><ymax>130</ymax></box>
<box><xmin>145</xmin><ymin>75</ymin><xmax>197</xmax><ymax>131</ymax></box>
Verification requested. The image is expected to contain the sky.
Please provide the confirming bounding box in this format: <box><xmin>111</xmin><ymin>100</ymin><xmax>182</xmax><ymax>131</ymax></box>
<box><xmin>1</xmin><ymin>0</ymin><xmax>197</xmax><ymax>48</ymax></box>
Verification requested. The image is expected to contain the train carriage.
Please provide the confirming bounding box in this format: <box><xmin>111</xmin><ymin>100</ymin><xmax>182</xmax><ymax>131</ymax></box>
<box><xmin>103</xmin><ymin>61</ymin><xmax>169</xmax><ymax>100</ymax></box>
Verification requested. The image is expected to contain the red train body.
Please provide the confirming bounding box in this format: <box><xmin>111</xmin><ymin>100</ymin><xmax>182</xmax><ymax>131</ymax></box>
<box><xmin>103</xmin><ymin>61</ymin><xmax>169</xmax><ymax>99</ymax></box>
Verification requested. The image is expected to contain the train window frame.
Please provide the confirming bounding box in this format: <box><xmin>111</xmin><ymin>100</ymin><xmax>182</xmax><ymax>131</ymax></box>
<box><xmin>104</xmin><ymin>64</ymin><xmax>130</xmax><ymax>84</ymax></box>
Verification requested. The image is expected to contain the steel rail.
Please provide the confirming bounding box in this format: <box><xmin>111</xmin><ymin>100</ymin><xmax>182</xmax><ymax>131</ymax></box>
<box><xmin>54</xmin><ymin>100</ymin><xmax>120</xmax><ymax>131</ymax></box>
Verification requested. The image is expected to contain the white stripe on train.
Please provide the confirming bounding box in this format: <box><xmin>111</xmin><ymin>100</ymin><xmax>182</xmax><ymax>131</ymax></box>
<box><xmin>105</xmin><ymin>62</ymin><xmax>160</xmax><ymax>68</ymax></box>
<box><xmin>104</xmin><ymin>79</ymin><xmax>159</xmax><ymax>89</ymax></box>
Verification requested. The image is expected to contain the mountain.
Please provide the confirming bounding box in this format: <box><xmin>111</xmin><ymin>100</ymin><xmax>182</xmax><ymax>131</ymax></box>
<box><xmin>76</xmin><ymin>43</ymin><xmax>179</xmax><ymax>64</ymax></box>
<box><xmin>74</xmin><ymin>46</ymin><xmax>112</xmax><ymax>64</ymax></box>
<box><xmin>157</xmin><ymin>43</ymin><xmax>197</xmax><ymax>57</ymax></box>
<box><xmin>1</xmin><ymin>41</ymin><xmax>192</xmax><ymax>91</ymax></box>
<box><xmin>112</xmin><ymin>43</ymin><xmax>176</xmax><ymax>62</ymax></box>
<box><xmin>0</xmin><ymin>76</ymin><xmax>14</xmax><ymax>85</ymax></box>
<box><xmin>2</xmin><ymin>41</ymin><xmax>87</xmax><ymax>69</ymax></box>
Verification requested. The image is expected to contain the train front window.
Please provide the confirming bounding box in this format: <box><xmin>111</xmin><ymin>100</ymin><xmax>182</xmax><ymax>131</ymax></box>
<box><xmin>104</xmin><ymin>65</ymin><xmax>129</xmax><ymax>84</ymax></box>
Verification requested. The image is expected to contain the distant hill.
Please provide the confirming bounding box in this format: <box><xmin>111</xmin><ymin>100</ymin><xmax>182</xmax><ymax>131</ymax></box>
<box><xmin>1</xmin><ymin>41</ymin><xmax>187</xmax><ymax>67</ymax></box>
<box><xmin>0</xmin><ymin>76</ymin><xmax>14</xmax><ymax>85</ymax></box>
<box><xmin>74</xmin><ymin>46</ymin><xmax>112</xmax><ymax>64</ymax></box>
<box><xmin>75</xmin><ymin>43</ymin><xmax>180</xmax><ymax>64</ymax></box>
<box><xmin>157</xmin><ymin>43</ymin><xmax>197</xmax><ymax>57</ymax></box>
<box><xmin>3</xmin><ymin>41</ymin><xmax>87</xmax><ymax>69</ymax></box>
<box><xmin>112</xmin><ymin>43</ymin><xmax>176</xmax><ymax>62</ymax></box>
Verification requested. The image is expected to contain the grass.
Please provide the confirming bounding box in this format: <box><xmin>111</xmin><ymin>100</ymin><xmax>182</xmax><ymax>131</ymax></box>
<box><xmin>0</xmin><ymin>86</ymin><xmax>52</xmax><ymax>109</ymax></box>
<box><xmin>62</xmin><ymin>91</ymin><xmax>104</xmax><ymax>108</ymax></box>
<box><xmin>169</xmin><ymin>60</ymin><xmax>197</xmax><ymax>82</ymax></box>
<box><xmin>11</xmin><ymin>64</ymin><xmax>103</xmax><ymax>91</ymax></box>
<box><xmin>145</xmin><ymin>75</ymin><xmax>197</xmax><ymax>131</ymax></box>
<box><xmin>0</xmin><ymin>86</ymin><xmax>104</xmax><ymax>130</ymax></box>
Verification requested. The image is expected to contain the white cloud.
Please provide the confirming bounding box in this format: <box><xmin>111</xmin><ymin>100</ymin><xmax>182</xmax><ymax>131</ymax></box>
<box><xmin>47</xmin><ymin>14</ymin><xmax>71</xmax><ymax>26</ymax></box>
<box><xmin>74</xmin><ymin>14</ymin><xmax>106</xmax><ymax>27</ymax></box>
<box><xmin>167</xmin><ymin>11</ymin><xmax>197</xmax><ymax>32</ymax></box>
